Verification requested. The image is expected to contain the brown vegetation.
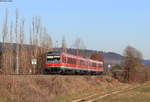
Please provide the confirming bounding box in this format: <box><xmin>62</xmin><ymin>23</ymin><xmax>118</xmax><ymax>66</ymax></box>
<box><xmin>90</xmin><ymin>52</ymin><xmax>104</xmax><ymax>61</ymax></box>
<box><xmin>0</xmin><ymin>75</ymin><xmax>119</xmax><ymax>102</ymax></box>
<box><xmin>123</xmin><ymin>46</ymin><xmax>143</xmax><ymax>82</ymax></box>
<box><xmin>111</xmin><ymin>46</ymin><xmax>150</xmax><ymax>83</ymax></box>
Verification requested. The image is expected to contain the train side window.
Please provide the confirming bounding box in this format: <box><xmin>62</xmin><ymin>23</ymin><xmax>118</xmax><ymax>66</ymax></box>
<box><xmin>92</xmin><ymin>63</ymin><xmax>96</xmax><ymax>67</ymax></box>
<box><xmin>98</xmin><ymin>64</ymin><xmax>102</xmax><ymax>67</ymax></box>
<box><xmin>80</xmin><ymin>60</ymin><xmax>85</xmax><ymax>66</ymax></box>
<box><xmin>67</xmin><ymin>57</ymin><xmax>71</xmax><ymax>64</ymax></box>
<box><xmin>73</xmin><ymin>58</ymin><xmax>77</xmax><ymax>64</ymax></box>
<box><xmin>62</xmin><ymin>57</ymin><xmax>66</xmax><ymax>63</ymax></box>
<box><xmin>67</xmin><ymin>57</ymin><xmax>76</xmax><ymax>64</ymax></box>
<box><xmin>85</xmin><ymin>61</ymin><xmax>88</xmax><ymax>66</ymax></box>
<box><xmin>80</xmin><ymin>60</ymin><xmax>82</xmax><ymax>65</ymax></box>
<box><xmin>70</xmin><ymin>58</ymin><xmax>74</xmax><ymax>64</ymax></box>
<box><xmin>89</xmin><ymin>62</ymin><xmax>92</xmax><ymax>67</ymax></box>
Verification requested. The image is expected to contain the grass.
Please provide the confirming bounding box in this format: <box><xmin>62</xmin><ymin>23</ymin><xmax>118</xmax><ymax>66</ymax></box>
<box><xmin>135</xmin><ymin>87</ymin><xmax>150</xmax><ymax>93</ymax></box>
<box><xmin>50</xmin><ymin>87</ymin><xmax>102</xmax><ymax>102</ymax></box>
<box><xmin>95</xmin><ymin>82</ymin><xmax>150</xmax><ymax>102</ymax></box>
<box><xmin>0</xmin><ymin>96</ymin><xmax>14</xmax><ymax>102</ymax></box>
<box><xmin>99</xmin><ymin>96</ymin><xmax>150</xmax><ymax>102</ymax></box>
<box><xmin>98</xmin><ymin>94</ymin><xmax>150</xmax><ymax>102</ymax></box>
<box><xmin>51</xmin><ymin>83</ymin><xmax>129</xmax><ymax>102</ymax></box>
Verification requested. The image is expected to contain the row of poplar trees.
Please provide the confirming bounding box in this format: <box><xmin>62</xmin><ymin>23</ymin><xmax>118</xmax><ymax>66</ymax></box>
<box><xmin>0</xmin><ymin>9</ymin><xmax>53</xmax><ymax>74</ymax></box>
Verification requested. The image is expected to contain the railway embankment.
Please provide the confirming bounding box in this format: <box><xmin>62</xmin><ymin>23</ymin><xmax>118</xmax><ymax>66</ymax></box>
<box><xmin>0</xmin><ymin>75</ymin><xmax>121</xmax><ymax>102</ymax></box>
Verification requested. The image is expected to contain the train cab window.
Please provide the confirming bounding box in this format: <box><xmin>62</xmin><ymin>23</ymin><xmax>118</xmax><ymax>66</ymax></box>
<box><xmin>47</xmin><ymin>56</ymin><xmax>54</xmax><ymax>62</ymax></box>
<box><xmin>47</xmin><ymin>55</ymin><xmax>60</xmax><ymax>64</ymax></box>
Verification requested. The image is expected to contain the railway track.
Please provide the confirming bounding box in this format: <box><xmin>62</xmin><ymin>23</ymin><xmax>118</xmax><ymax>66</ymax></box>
<box><xmin>72</xmin><ymin>85</ymin><xmax>140</xmax><ymax>102</ymax></box>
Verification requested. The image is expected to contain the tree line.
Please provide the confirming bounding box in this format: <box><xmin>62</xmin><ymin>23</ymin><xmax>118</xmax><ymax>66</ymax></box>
<box><xmin>0</xmin><ymin>9</ymin><xmax>87</xmax><ymax>74</ymax></box>
<box><xmin>0</xmin><ymin>9</ymin><xmax>53</xmax><ymax>74</ymax></box>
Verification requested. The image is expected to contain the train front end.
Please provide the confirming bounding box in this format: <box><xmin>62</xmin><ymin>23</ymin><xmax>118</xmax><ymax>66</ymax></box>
<box><xmin>44</xmin><ymin>52</ymin><xmax>62</xmax><ymax>73</ymax></box>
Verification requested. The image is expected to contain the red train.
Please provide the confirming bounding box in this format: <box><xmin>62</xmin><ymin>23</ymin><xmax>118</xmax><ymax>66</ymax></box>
<box><xmin>44</xmin><ymin>51</ymin><xmax>104</xmax><ymax>74</ymax></box>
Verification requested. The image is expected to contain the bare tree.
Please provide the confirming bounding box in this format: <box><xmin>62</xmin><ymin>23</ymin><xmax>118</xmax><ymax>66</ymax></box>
<box><xmin>1</xmin><ymin>8</ymin><xmax>9</xmax><ymax>73</ymax></box>
<box><xmin>2</xmin><ymin>9</ymin><xmax>9</xmax><ymax>44</ymax></box>
<box><xmin>42</xmin><ymin>27</ymin><xmax>53</xmax><ymax>49</ymax></box>
<box><xmin>19</xmin><ymin>18</ymin><xmax>25</xmax><ymax>74</ymax></box>
<box><xmin>61</xmin><ymin>35</ymin><xmax>67</xmax><ymax>53</ymax></box>
<box><xmin>29</xmin><ymin>16</ymin><xmax>53</xmax><ymax>74</ymax></box>
<box><xmin>9</xmin><ymin>22</ymin><xmax>14</xmax><ymax>72</ymax></box>
<box><xmin>30</xmin><ymin>16</ymin><xmax>39</xmax><ymax>74</ymax></box>
<box><xmin>123</xmin><ymin>46</ymin><xmax>143</xmax><ymax>82</ymax></box>
<box><xmin>0</xmin><ymin>9</ymin><xmax>53</xmax><ymax>74</ymax></box>
<box><xmin>72</xmin><ymin>37</ymin><xmax>86</xmax><ymax>56</ymax></box>
<box><xmin>15</xmin><ymin>8</ymin><xmax>20</xmax><ymax>74</ymax></box>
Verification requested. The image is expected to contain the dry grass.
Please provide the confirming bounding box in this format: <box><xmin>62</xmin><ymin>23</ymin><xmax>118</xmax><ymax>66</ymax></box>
<box><xmin>0</xmin><ymin>75</ymin><xmax>119</xmax><ymax>102</ymax></box>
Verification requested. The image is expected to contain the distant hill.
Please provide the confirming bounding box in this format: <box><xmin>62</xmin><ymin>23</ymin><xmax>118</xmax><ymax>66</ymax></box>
<box><xmin>57</xmin><ymin>48</ymin><xmax>124</xmax><ymax>65</ymax></box>
<box><xmin>143</xmin><ymin>60</ymin><xmax>150</xmax><ymax>66</ymax></box>
<box><xmin>0</xmin><ymin>42</ymin><xmax>149</xmax><ymax>66</ymax></box>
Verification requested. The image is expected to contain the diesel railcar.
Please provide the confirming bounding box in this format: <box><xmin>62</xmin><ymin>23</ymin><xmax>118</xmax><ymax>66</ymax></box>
<box><xmin>44</xmin><ymin>51</ymin><xmax>104</xmax><ymax>74</ymax></box>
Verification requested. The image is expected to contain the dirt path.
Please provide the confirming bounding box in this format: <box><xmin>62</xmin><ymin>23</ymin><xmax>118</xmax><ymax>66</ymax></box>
<box><xmin>72</xmin><ymin>85</ymin><xmax>140</xmax><ymax>102</ymax></box>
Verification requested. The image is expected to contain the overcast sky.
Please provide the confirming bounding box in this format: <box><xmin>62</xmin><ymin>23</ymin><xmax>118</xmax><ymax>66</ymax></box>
<box><xmin>0</xmin><ymin>0</ymin><xmax>150</xmax><ymax>59</ymax></box>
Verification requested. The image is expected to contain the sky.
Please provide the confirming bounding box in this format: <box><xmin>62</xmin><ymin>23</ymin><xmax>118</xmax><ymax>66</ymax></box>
<box><xmin>0</xmin><ymin>0</ymin><xmax>150</xmax><ymax>59</ymax></box>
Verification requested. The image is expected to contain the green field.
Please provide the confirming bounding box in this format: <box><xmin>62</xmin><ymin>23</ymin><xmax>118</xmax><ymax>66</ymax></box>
<box><xmin>0</xmin><ymin>97</ymin><xmax>14</xmax><ymax>102</ymax></box>
<box><xmin>54</xmin><ymin>82</ymin><xmax>150</xmax><ymax>102</ymax></box>
<box><xmin>51</xmin><ymin>83</ymin><xmax>130</xmax><ymax>102</ymax></box>
<box><xmin>96</xmin><ymin>82</ymin><xmax>150</xmax><ymax>102</ymax></box>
